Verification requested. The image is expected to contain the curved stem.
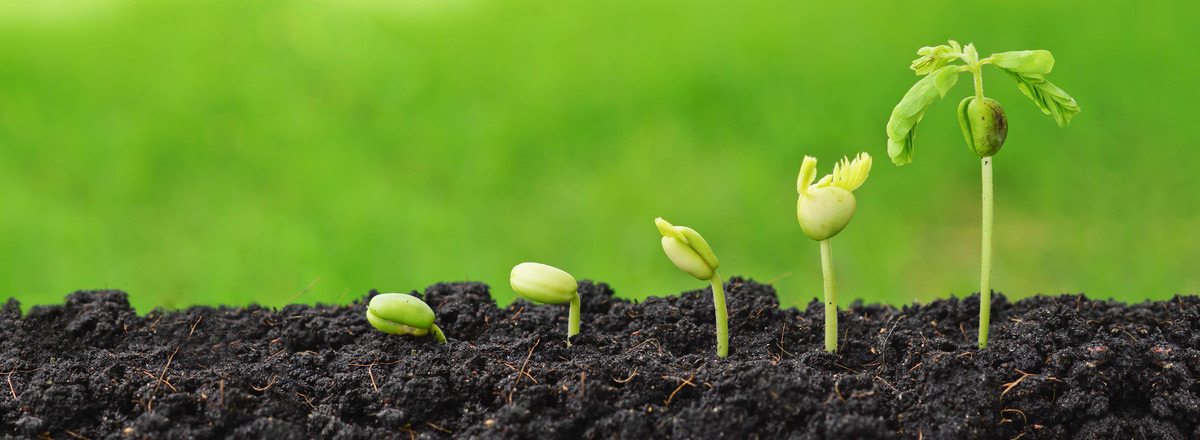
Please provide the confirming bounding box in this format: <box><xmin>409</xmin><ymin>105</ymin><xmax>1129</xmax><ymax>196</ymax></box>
<box><xmin>430</xmin><ymin>323</ymin><xmax>447</xmax><ymax>343</ymax></box>
<box><xmin>567</xmin><ymin>296</ymin><xmax>580</xmax><ymax>347</ymax></box>
<box><xmin>820</xmin><ymin>239</ymin><xmax>837</xmax><ymax>353</ymax></box>
<box><xmin>979</xmin><ymin>156</ymin><xmax>994</xmax><ymax>348</ymax></box>
<box><xmin>709</xmin><ymin>270</ymin><xmax>729</xmax><ymax>357</ymax></box>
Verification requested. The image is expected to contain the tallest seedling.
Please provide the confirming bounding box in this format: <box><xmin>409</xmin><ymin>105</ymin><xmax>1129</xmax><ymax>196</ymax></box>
<box><xmin>885</xmin><ymin>40</ymin><xmax>1080</xmax><ymax>348</ymax></box>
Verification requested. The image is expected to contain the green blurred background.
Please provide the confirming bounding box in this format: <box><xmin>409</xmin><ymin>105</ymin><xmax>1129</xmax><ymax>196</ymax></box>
<box><xmin>1</xmin><ymin>0</ymin><xmax>1197</xmax><ymax>312</ymax></box>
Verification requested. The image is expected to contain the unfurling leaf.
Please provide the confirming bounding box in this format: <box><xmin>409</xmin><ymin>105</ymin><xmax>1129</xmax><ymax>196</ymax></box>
<box><xmin>911</xmin><ymin>43</ymin><xmax>959</xmax><ymax>75</ymax></box>
<box><xmin>830</xmin><ymin>153</ymin><xmax>872</xmax><ymax>192</ymax></box>
<box><xmin>797</xmin><ymin>156</ymin><xmax>818</xmax><ymax>195</ymax></box>
<box><xmin>962</xmin><ymin>43</ymin><xmax>980</xmax><ymax>67</ymax></box>
<box><xmin>887</xmin><ymin>125</ymin><xmax>918</xmax><ymax>166</ymax></box>
<box><xmin>885</xmin><ymin>66</ymin><xmax>961</xmax><ymax>165</ymax></box>
<box><xmin>995</xmin><ymin>67</ymin><xmax>1080</xmax><ymax>127</ymax></box>
<box><xmin>989</xmin><ymin>50</ymin><xmax>1054</xmax><ymax>75</ymax></box>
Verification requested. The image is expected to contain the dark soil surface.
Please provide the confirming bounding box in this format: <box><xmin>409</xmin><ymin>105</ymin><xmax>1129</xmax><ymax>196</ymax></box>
<box><xmin>3</xmin><ymin>278</ymin><xmax>1200</xmax><ymax>439</ymax></box>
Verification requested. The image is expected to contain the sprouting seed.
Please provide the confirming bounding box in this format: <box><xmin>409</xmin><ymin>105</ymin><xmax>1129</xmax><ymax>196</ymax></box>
<box><xmin>655</xmin><ymin>217</ymin><xmax>729</xmax><ymax>357</ymax></box>
<box><xmin>885</xmin><ymin>40</ymin><xmax>1079</xmax><ymax>348</ymax></box>
<box><xmin>366</xmin><ymin>293</ymin><xmax>446</xmax><ymax>343</ymax></box>
<box><xmin>510</xmin><ymin>262</ymin><xmax>581</xmax><ymax>346</ymax></box>
<box><xmin>797</xmin><ymin>153</ymin><xmax>872</xmax><ymax>353</ymax></box>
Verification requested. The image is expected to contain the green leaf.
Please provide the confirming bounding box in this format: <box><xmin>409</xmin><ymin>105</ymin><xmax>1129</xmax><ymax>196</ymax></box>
<box><xmin>797</xmin><ymin>156</ymin><xmax>817</xmax><ymax>195</ymax></box>
<box><xmin>911</xmin><ymin>44</ymin><xmax>957</xmax><ymax>75</ymax></box>
<box><xmin>885</xmin><ymin>66</ymin><xmax>960</xmax><ymax>165</ymax></box>
<box><xmin>887</xmin><ymin>126</ymin><xmax>917</xmax><ymax>165</ymax></box>
<box><xmin>989</xmin><ymin>50</ymin><xmax>1054</xmax><ymax>75</ymax></box>
<box><xmin>912</xmin><ymin>56</ymin><xmax>950</xmax><ymax>76</ymax></box>
<box><xmin>933</xmin><ymin>66</ymin><xmax>959</xmax><ymax>96</ymax></box>
<box><xmin>962</xmin><ymin>43</ymin><xmax>979</xmax><ymax>66</ymax></box>
<box><xmin>995</xmin><ymin>66</ymin><xmax>1080</xmax><ymax>126</ymax></box>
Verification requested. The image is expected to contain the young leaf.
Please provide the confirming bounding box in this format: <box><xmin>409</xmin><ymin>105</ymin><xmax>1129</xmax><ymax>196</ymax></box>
<box><xmin>797</xmin><ymin>156</ymin><xmax>818</xmax><ymax>195</ymax></box>
<box><xmin>995</xmin><ymin>67</ymin><xmax>1080</xmax><ymax>126</ymax></box>
<box><xmin>962</xmin><ymin>43</ymin><xmax>980</xmax><ymax>67</ymax></box>
<box><xmin>830</xmin><ymin>153</ymin><xmax>872</xmax><ymax>192</ymax></box>
<box><xmin>911</xmin><ymin>44</ymin><xmax>959</xmax><ymax>75</ymax></box>
<box><xmin>989</xmin><ymin>50</ymin><xmax>1054</xmax><ymax>75</ymax></box>
<box><xmin>933</xmin><ymin>66</ymin><xmax>959</xmax><ymax>96</ymax></box>
<box><xmin>886</xmin><ymin>124</ymin><xmax>919</xmax><ymax>165</ymax></box>
<box><xmin>886</xmin><ymin>66</ymin><xmax>960</xmax><ymax>165</ymax></box>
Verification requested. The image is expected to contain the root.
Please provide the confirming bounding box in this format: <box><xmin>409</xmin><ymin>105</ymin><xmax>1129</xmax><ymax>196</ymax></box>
<box><xmin>508</xmin><ymin>339</ymin><xmax>540</xmax><ymax>403</ymax></box>
<box><xmin>153</xmin><ymin>347</ymin><xmax>180</xmax><ymax>396</ymax></box>
<box><xmin>612</xmin><ymin>368</ymin><xmax>638</xmax><ymax>384</ymax></box>
<box><xmin>188</xmin><ymin>315</ymin><xmax>203</xmax><ymax>337</ymax></box>
<box><xmin>1001</xmin><ymin>370</ymin><xmax>1035</xmax><ymax>401</ymax></box>
<box><xmin>251</xmin><ymin>376</ymin><xmax>277</xmax><ymax>392</ymax></box>
<box><xmin>662</xmin><ymin>372</ymin><xmax>696</xmax><ymax>406</ymax></box>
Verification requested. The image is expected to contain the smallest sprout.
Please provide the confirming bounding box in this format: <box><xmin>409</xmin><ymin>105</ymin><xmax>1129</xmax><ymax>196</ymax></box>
<box><xmin>367</xmin><ymin>293</ymin><xmax>446</xmax><ymax>343</ymax></box>
<box><xmin>510</xmin><ymin>262</ymin><xmax>581</xmax><ymax>346</ymax></box>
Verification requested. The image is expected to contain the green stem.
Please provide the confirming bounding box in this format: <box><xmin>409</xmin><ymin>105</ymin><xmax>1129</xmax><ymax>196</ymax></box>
<box><xmin>709</xmin><ymin>270</ymin><xmax>729</xmax><ymax>357</ymax></box>
<box><xmin>973</xmin><ymin>67</ymin><xmax>984</xmax><ymax>99</ymax></box>
<box><xmin>979</xmin><ymin>156</ymin><xmax>994</xmax><ymax>348</ymax></box>
<box><xmin>430</xmin><ymin>323</ymin><xmax>447</xmax><ymax>343</ymax></box>
<box><xmin>820</xmin><ymin>239</ymin><xmax>837</xmax><ymax>353</ymax></box>
<box><xmin>567</xmin><ymin>296</ymin><xmax>580</xmax><ymax>347</ymax></box>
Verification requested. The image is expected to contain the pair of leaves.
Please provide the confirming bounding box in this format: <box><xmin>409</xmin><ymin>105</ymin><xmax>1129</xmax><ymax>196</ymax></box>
<box><xmin>885</xmin><ymin>45</ymin><xmax>1080</xmax><ymax>165</ymax></box>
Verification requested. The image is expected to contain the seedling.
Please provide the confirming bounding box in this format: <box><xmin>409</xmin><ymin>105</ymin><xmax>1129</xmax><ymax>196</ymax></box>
<box><xmin>885</xmin><ymin>40</ymin><xmax>1079</xmax><ymax>348</ymax></box>
<box><xmin>796</xmin><ymin>153</ymin><xmax>872</xmax><ymax>353</ymax></box>
<box><xmin>655</xmin><ymin>217</ymin><xmax>729</xmax><ymax>357</ymax></box>
<box><xmin>366</xmin><ymin>293</ymin><xmax>446</xmax><ymax>343</ymax></box>
<box><xmin>510</xmin><ymin>262</ymin><xmax>581</xmax><ymax>346</ymax></box>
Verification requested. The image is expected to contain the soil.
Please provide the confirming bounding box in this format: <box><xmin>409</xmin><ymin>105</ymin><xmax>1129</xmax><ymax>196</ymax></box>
<box><xmin>2</xmin><ymin>278</ymin><xmax>1199</xmax><ymax>439</ymax></box>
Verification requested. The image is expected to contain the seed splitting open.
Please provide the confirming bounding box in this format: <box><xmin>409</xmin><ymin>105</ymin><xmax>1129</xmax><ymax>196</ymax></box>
<box><xmin>366</xmin><ymin>293</ymin><xmax>447</xmax><ymax>343</ymax></box>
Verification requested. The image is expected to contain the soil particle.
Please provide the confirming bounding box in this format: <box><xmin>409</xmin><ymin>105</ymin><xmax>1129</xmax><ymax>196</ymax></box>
<box><xmin>3</xmin><ymin>279</ymin><xmax>1199</xmax><ymax>439</ymax></box>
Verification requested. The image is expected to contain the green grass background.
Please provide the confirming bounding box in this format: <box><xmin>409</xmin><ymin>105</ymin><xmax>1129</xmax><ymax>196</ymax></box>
<box><xmin>1</xmin><ymin>0</ymin><xmax>1197</xmax><ymax>312</ymax></box>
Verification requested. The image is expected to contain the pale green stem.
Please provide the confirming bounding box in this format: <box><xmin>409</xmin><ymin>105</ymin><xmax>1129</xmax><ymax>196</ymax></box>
<box><xmin>709</xmin><ymin>270</ymin><xmax>729</xmax><ymax>357</ymax></box>
<box><xmin>973</xmin><ymin>66</ymin><xmax>984</xmax><ymax>99</ymax></box>
<box><xmin>820</xmin><ymin>239</ymin><xmax>837</xmax><ymax>353</ymax></box>
<box><xmin>430</xmin><ymin>323</ymin><xmax>447</xmax><ymax>343</ymax></box>
<box><xmin>979</xmin><ymin>156</ymin><xmax>994</xmax><ymax>348</ymax></box>
<box><xmin>567</xmin><ymin>296</ymin><xmax>580</xmax><ymax>347</ymax></box>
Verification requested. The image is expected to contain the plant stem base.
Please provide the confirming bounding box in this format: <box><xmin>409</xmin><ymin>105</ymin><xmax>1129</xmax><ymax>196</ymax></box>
<box><xmin>979</xmin><ymin>156</ymin><xmax>994</xmax><ymax>348</ymax></box>
<box><xmin>820</xmin><ymin>239</ymin><xmax>837</xmax><ymax>353</ymax></box>
<box><xmin>710</xmin><ymin>270</ymin><xmax>729</xmax><ymax>357</ymax></box>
